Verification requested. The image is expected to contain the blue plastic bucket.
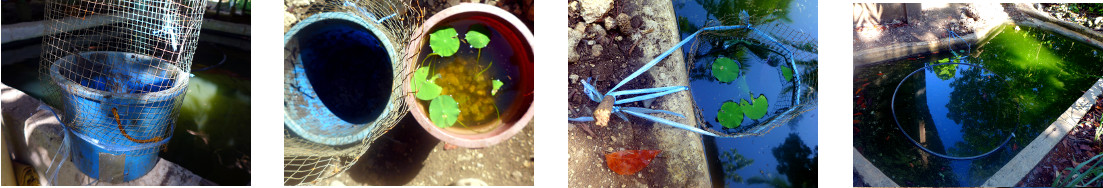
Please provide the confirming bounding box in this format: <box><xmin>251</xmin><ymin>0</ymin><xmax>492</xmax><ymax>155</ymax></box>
<box><xmin>49</xmin><ymin>51</ymin><xmax>187</xmax><ymax>181</ymax></box>
<box><xmin>283</xmin><ymin>12</ymin><xmax>399</xmax><ymax>146</ymax></box>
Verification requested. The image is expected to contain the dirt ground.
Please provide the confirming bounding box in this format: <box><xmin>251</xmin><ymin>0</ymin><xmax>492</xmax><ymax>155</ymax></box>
<box><xmin>316</xmin><ymin>115</ymin><xmax>534</xmax><ymax>186</ymax></box>
<box><xmin>566</xmin><ymin>0</ymin><xmax>711</xmax><ymax>187</ymax></box>
<box><xmin>1018</xmin><ymin>96</ymin><xmax>1103</xmax><ymax>187</ymax></box>
<box><xmin>852</xmin><ymin>3</ymin><xmax>1009</xmax><ymax>52</ymax></box>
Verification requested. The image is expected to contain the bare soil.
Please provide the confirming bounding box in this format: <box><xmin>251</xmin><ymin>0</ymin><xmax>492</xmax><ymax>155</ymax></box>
<box><xmin>1018</xmin><ymin>95</ymin><xmax>1103</xmax><ymax>187</ymax></box>
<box><xmin>566</xmin><ymin>0</ymin><xmax>710</xmax><ymax>187</ymax></box>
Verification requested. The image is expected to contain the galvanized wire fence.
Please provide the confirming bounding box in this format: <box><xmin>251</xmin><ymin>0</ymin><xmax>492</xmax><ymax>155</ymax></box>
<box><xmin>684</xmin><ymin>22</ymin><xmax>818</xmax><ymax>138</ymax></box>
<box><xmin>38</xmin><ymin>0</ymin><xmax>207</xmax><ymax>183</ymax></box>
<box><xmin>282</xmin><ymin>0</ymin><xmax>420</xmax><ymax>185</ymax></box>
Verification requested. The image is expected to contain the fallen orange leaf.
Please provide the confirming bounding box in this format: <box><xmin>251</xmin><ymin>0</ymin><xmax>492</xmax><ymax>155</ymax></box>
<box><xmin>606</xmin><ymin>150</ymin><xmax>661</xmax><ymax>175</ymax></box>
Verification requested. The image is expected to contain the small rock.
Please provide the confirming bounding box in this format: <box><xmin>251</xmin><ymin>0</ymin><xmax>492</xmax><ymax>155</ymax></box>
<box><xmin>587</xmin><ymin>136</ymin><xmax>593</xmax><ymax>139</ymax></box>
<box><xmin>588</xmin><ymin>24</ymin><xmax>607</xmax><ymax>38</ymax></box>
<box><xmin>452</xmin><ymin>178</ymin><xmax>488</xmax><ymax>186</ymax></box>
<box><xmin>477</xmin><ymin>153</ymin><xmax>484</xmax><ymax>158</ymax></box>
<box><xmin>580</xmin><ymin>0</ymin><xmax>613</xmax><ymax>23</ymax></box>
<box><xmin>570</xmin><ymin>74</ymin><xmax>579</xmax><ymax>83</ymax></box>
<box><xmin>511</xmin><ymin>171</ymin><xmax>523</xmax><ymax>178</ymax></box>
<box><xmin>615</xmin><ymin>36</ymin><xmax>622</xmax><ymax>41</ymax></box>
<box><xmin>617</xmin><ymin>13</ymin><xmax>632</xmax><ymax>31</ymax></box>
<box><xmin>287</xmin><ymin>0</ymin><xmax>312</xmax><ymax>7</ymax></box>
<box><xmin>605</xmin><ymin>16</ymin><xmax>617</xmax><ymax>31</ymax></box>
<box><xmin>524</xmin><ymin>160</ymin><xmax>533</xmax><ymax>167</ymax></box>
<box><xmin>587</xmin><ymin>40</ymin><xmax>595</xmax><ymax>45</ymax></box>
<box><xmin>611</xmin><ymin>136</ymin><xmax>616</xmax><ymax>142</ymax></box>
<box><xmin>568</xmin><ymin>27</ymin><xmax>583</xmax><ymax>62</ymax></box>
<box><xmin>284</xmin><ymin>12</ymin><xmax>299</xmax><ymax>29</ymax></box>
<box><xmin>568</xmin><ymin>1</ymin><xmax>578</xmax><ymax>14</ymax></box>
<box><xmin>606</xmin><ymin>147</ymin><xmax>613</xmax><ymax>152</ymax></box>
<box><xmin>592</xmin><ymin>44</ymin><xmax>603</xmax><ymax>57</ymax></box>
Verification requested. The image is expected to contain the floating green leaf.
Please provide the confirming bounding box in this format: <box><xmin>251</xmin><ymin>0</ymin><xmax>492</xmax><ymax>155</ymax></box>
<box><xmin>429</xmin><ymin>27</ymin><xmax>460</xmax><ymax>57</ymax></box>
<box><xmin>465</xmin><ymin>24</ymin><xmax>491</xmax><ymax>49</ymax></box>
<box><xmin>718</xmin><ymin>101</ymin><xmax>744</xmax><ymax>128</ymax></box>
<box><xmin>781</xmin><ymin>66</ymin><xmax>794</xmax><ymax>82</ymax></box>
<box><xmin>412</xmin><ymin>66</ymin><xmax>442</xmax><ymax>100</ymax></box>
<box><xmin>712</xmin><ymin>57</ymin><xmax>740</xmax><ymax>83</ymax></box>
<box><xmin>937</xmin><ymin>58</ymin><xmax>950</xmax><ymax>63</ymax></box>
<box><xmin>744</xmin><ymin>94</ymin><xmax>769</xmax><ymax>119</ymax></box>
<box><xmin>491</xmin><ymin>79</ymin><xmax>503</xmax><ymax>96</ymax></box>
<box><xmin>429</xmin><ymin>95</ymin><xmax>460</xmax><ymax>128</ymax></box>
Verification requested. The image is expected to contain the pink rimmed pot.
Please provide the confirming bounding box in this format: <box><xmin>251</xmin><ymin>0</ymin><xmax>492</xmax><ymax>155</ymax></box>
<box><xmin>403</xmin><ymin>3</ymin><xmax>534</xmax><ymax>148</ymax></box>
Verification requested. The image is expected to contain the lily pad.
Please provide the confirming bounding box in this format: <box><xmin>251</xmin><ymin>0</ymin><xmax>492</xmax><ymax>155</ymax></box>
<box><xmin>465</xmin><ymin>24</ymin><xmax>491</xmax><ymax>49</ymax></box>
<box><xmin>712</xmin><ymin>57</ymin><xmax>740</xmax><ymax>83</ymax></box>
<box><xmin>429</xmin><ymin>95</ymin><xmax>460</xmax><ymax>128</ymax></box>
<box><xmin>412</xmin><ymin>66</ymin><xmax>442</xmax><ymax>100</ymax></box>
<box><xmin>718</xmin><ymin>101</ymin><xmax>745</xmax><ymax>128</ymax></box>
<box><xmin>781</xmin><ymin>66</ymin><xmax>794</xmax><ymax>81</ymax></box>
<box><xmin>744</xmin><ymin>94</ymin><xmax>769</xmax><ymax>119</ymax></box>
<box><xmin>491</xmin><ymin>79</ymin><xmax>503</xmax><ymax>96</ymax></box>
<box><xmin>429</xmin><ymin>27</ymin><xmax>460</xmax><ymax>57</ymax></box>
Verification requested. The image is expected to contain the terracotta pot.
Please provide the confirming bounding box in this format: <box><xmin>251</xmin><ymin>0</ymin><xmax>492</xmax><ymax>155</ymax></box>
<box><xmin>403</xmin><ymin>3</ymin><xmax>534</xmax><ymax>148</ymax></box>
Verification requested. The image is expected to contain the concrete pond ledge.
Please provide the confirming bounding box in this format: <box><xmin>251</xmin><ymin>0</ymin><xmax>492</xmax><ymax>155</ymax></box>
<box><xmin>1</xmin><ymin>84</ymin><xmax>215</xmax><ymax>185</ymax></box>
<box><xmin>853</xmin><ymin>147</ymin><xmax>899</xmax><ymax>187</ymax></box>
<box><xmin>982</xmin><ymin>78</ymin><xmax>1103</xmax><ymax>187</ymax></box>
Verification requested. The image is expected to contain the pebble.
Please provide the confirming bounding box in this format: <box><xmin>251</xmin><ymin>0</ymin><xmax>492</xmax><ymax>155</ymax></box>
<box><xmin>452</xmin><ymin>178</ymin><xmax>488</xmax><ymax>186</ymax></box>
<box><xmin>605</xmin><ymin>16</ymin><xmax>617</xmax><ymax>31</ymax></box>
<box><xmin>615</xmin><ymin>36</ymin><xmax>622</xmax><ymax>41</ymax></box>
<box><xmin>592</xmin><ymin>44</ymin><xmax>603</xmax><ymax>57</ymax></box>
<box><xmin>587</xmin><ymin>40</ymin><xmax>595</xmax><ymax>45</ymax></box>
<box><xmin>580</xmin><ymin>0</ymin><xmax>613</xmax><ymax>23</ymax></box>
<box><xmin>511</xmin><ymin>171</ymin><xmax>523</xmax><ymax>178</ymax></box>
<box><xmin>617</xmin><ymin>13</ymin><xmax>633</xmax><ymax>31</ymax></box>
<box><xmin>611</xmin><ymin>136</ymin><xmax>616</xmax><ymax>142</ymax></box>
<box><xmin>568</xmin><ymin>1</ymin><xmax>578</xmax><ymax>13</ymax></box>
<box><xmin>477</xmin><ymin>153</ymin><xmax>484</xmax><ymax>158</ymax></box>
<box><xmin>570</xmin><ymin>74</ymin><xmax>579</xmax><ymax>83</ymax></box>
<box><xmin>588</xmin><ymin>24</ymin><xmax>607</xmax><ymax>38</ymax></box>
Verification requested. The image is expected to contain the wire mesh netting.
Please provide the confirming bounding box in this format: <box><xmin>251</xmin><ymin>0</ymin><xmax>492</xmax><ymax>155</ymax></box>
<box><xmin>38</xmin><ymin>0</ymin><xmax>207</xmax><ymax>183</ymax></box>
<box><xmin>684</xmin><ymin>22</ymin><xmax>818</xmax><ymax>138</ymax></box>
<box><xmin>282</xmin><ymin>0</ymin><xmax>420</xmax><ymax>185</ymax></box>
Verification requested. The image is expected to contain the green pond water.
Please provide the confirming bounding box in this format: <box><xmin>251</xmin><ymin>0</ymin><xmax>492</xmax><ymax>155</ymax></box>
<box><xmin>853</xmin><ymin>24</ymin><xmax>1103</xmax><ymax>186</ymax></box>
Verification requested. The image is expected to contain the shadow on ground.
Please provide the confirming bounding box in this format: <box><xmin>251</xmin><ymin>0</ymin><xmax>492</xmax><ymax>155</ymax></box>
<box><xmin>344</xmin><ymin>115</ymin><xmax>439</xmax><ymax>185</ymax></box>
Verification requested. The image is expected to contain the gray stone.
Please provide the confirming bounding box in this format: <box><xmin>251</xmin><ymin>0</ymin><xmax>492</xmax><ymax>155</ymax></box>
<box><xmin>604</xmin><ymin>16</ymin><xmax>617</xmax><ymax>31</ymax></box>
<box><xmin>570</xmin><ymin>74</ymin><xmax>580</xmax><ymax>83</ymax></box>
<box><xmin>591</xmin><ymin>44</ymin><xmax>603</xmax><ymax>57</ymax></box>
<box><xmin>568</xmin><ymin>27</ymin><xmax>583</xmax><ymax>62</ymax></box>
<box><xmin>588</xmin><ymin>24</ymin><xmax>606</xmax><ymax>39</ymax></box>
<box><xmin>617</xmin><ymin>13</ymin><xmax>633</xmax><ymax>32</ymax></box>
<box><xmin>580</xmin><ymin>0</ymin><xmax>613</xmax><ymax>23</ymax></box>
<box><xmin>452</xmin><ymin>178</ymin><xmax>488</xmax><ymax>186</ymax></box>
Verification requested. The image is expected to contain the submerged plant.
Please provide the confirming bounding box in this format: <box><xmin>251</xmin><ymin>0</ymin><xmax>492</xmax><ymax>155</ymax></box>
<box><xmin>414</xmin><ymin>25</ymin><xmax>503</xmax><ymax>128</ymax></box>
